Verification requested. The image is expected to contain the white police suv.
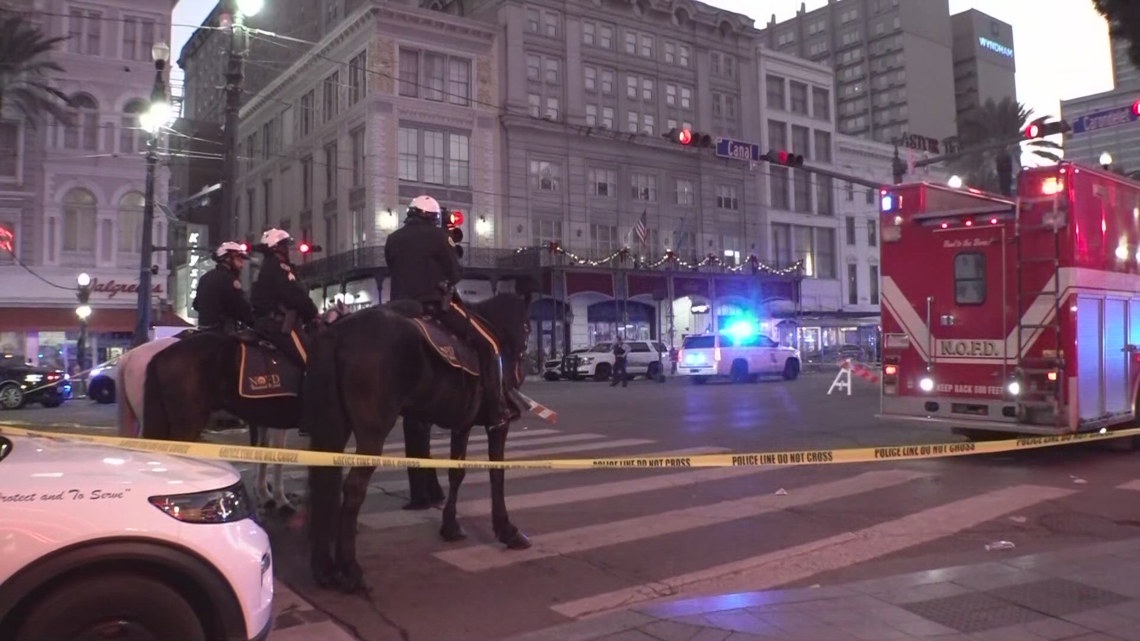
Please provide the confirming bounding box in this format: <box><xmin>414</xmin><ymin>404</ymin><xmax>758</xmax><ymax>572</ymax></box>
<box><xmin>677</xmin><ymin>318</ymin><xmax>800</xmax><ymax>384</ymax></box>
<box><xmin>0</xmin><ymin>430</ymin><xmax>274</xmax><ymax>641</ymax></box>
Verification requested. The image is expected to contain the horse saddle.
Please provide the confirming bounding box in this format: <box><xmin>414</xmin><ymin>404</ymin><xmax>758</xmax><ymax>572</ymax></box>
<box><xmin>383</xmin><ymin>301</ymin><xmax>480</xmax><ymax>376</ymax></box>
<box><xmin>238</xmin><ymin>342</ymin><xmax>304</xmax><ymax>399</ymax></box>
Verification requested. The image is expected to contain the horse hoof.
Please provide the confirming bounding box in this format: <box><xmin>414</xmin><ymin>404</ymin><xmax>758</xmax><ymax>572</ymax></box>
<box><xmin>333</xmin><ymin>564</ymin><xmax>367</xmax><ymax>594</ymax></box>
<box><xmin>440</xmin><ymin>523</ymin><xmax>467</xmax><ymax>542</ymax></box>
<box><xmin>502</xmin><ymin>530</ymin><xmax>532</xmax><ymax>550</ymax></box>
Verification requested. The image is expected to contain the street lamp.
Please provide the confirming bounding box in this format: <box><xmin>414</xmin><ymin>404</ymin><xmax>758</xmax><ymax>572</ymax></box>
<box><xmin>220</xmin><ymin>0</ymin><xmax>264</xmax><ymax>241</ymax></box>
<box><xmin>133</xmin><ymin>42</ymin><xmax>170</xmax><ymax>348</ymax></box>
<box><xmin>1100</xmin><ymin>152</ymin><xmax>1113</xmax><ymax>170</ymax></box>
<box><xmin>76</xmin><ymin>273</ymin><xmax>92</xmax><ymax>372</ymax></box>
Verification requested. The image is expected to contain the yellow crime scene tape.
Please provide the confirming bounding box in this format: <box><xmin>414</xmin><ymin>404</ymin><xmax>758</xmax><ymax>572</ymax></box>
<box><xmin>2</xmin><ymin>423</ymin><xmax>1139</xmax><ymax>471</ymax></box>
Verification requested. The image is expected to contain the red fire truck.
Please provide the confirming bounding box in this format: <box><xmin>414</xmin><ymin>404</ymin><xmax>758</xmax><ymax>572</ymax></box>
<box><xmin>879</xmin><ymin>161</ymin><xmax>1140</xmax><ymax>435</ymax></box>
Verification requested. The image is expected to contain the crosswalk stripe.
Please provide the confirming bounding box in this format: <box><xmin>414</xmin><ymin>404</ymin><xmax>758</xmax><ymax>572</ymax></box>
<box><xmin>434</xmin><ymin>469</ymin><xmax>932</xmax><ymax>572</ymax></box>
<box><xmin>365</xmin><ymin>446</ymin><xmax>733</xmax><ymax>492</ymax></box>
<box><xmin>359</xmin><ymin>459</ymin><xmax>773</xmax><ymax>531</ymax></box>
<box><xmin>380</xmin><ymin>428</ymin><xmax>563</xmax><ymax>451</ymax></box>
<box><xmin>1116</xmin><ymin>479</ymin><xmax>1140</xmax><ymax>491</ymax></box>
<box><xmin>551</xmin><ymin>483</ymin><xmax>1075</xmax><ymax>619</ymax></box>
<box><xmin>379</xmin><ymin>432</ymin><xmax>605</xmax><ymax>456</ymax></box>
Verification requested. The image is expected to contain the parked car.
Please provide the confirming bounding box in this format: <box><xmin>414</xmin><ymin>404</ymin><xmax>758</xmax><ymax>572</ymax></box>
<box><xmin>543</xmin><ymin>348</ymin><xmax>587</xmax><ymax>380</ymax></box>
<box><xmin>560</xmin><ymin>341</ymin><xmax>667</xmax><ymax>381</ymax></box>
<box><xmin>0</xmin><ymin>356</ymin><xmax>71</xmax><ymax>410</ymax></box>
<box><xmin>677</xmin><ymin>332</ymin><xmax>801</xmax><ymax>384</ymax></box>
<box><xmin>86</xmin><ymin>360</ymin><xmax>118</xmax><ymax>404</ymax></box>
<box><xmin>0</xmin><ymin>431</ymin><xmax>274</xmax><ymax>641</ymax></box>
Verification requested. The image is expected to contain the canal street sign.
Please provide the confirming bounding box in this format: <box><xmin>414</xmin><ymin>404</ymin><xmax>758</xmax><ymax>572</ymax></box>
<box><xmin>1070</xmin><ymin>103</ymin><xmax>1139</xmax><ymax>135</ymax></box>
<box><xmin>715</xmin><ymin>137</ymin><xmax>762</xmax><ymax>163</ymax></box>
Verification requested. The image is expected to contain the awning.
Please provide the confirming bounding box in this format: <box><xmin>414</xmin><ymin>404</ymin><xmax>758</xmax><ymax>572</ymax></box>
<box><xmin>0</xmin><ymin>307</ymin><xmax>193</xmax><ymax>332</ymax></box>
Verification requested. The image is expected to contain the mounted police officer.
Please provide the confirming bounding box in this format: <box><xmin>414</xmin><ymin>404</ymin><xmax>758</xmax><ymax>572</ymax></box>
<box><xmin>251</xmin><ymin>228</ymin><xmax>320</xmax><ymax>368</ymax></box>
<box><xmin>192</xmin><ymin>241</ymin><xmax>255</xmax><ymax>332</ymax></box>
<box><xmin>384</xmin><ymin>195</ymin><xmax>516</xmax><ymax>429</ymax></box>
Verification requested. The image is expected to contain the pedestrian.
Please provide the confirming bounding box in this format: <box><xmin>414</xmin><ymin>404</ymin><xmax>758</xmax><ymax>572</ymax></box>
<box><xmin>611</xmin><ymin>337</ymin><xmax>628</xmax><ymax>387</ymax></box>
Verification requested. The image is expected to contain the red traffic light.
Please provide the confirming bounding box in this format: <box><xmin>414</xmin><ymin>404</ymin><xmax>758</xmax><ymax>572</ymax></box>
<box><xmin>1133</xmin><ymin>99</ymin><xmax>1140</xmax><ymax>117</ymax></box>
<box><xmin>298</xmin><ymin>242</ymin><xmax>311</xmax><ymax>253</ymax></box>
<box><xmin>448</xmin><ymin>210</ymin><xmax>464</xmax><ymax>228</ymax></box>
<box><xmin>238</xmin><ymin>243</ymin><xmax>248</xmax><ymax>253</ymax></box>
<box><xmin>1024</xmin><ymin>123</ymin><xmax>1042</xmax><ymax>139</ymax></box>
<box><xmin>763</xmin><ymin>149</ymin><xmax>804</xmax><ymax>167</ymax></box>
<box><xmin>677</xmin><ymin>129</ymin><xmax>693</xmax><ymax>145</ymax></box>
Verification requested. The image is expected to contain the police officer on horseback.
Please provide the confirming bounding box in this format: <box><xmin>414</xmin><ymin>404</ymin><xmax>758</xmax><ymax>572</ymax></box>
<box><xmin>384</xmin><ymin>195</ymin><xmax>517</xmax><ymax>429</ymax></box>
<box><xmin>251</xmin><ymin>228</ymin><xmax>320</xmax><ymax>368</ymax></box>
<box><xmin>193</xmin><ymin>241</ymin><xmax>255</xmax><ymax>332</ymax></box>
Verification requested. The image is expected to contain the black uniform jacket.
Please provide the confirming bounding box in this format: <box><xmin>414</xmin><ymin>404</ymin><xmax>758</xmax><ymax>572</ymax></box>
<box><xmin>384</xmin><ymin>216</ymin><xmax>461</xmax><ymax>304</ymax></box>
<box><xmin>193</xmin><ymin>264</ymin><xmax>255</xmax><ymax>327</ymax></box>
<box><xmin>251</xmin><ymin>252</ymin><xmax>320</xmax><ymax>321</ymax></box>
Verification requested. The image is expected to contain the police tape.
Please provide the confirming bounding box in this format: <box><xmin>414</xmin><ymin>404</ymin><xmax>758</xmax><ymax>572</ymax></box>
<box><xmin>1</xmin><ymin>424</ymin><xmax>1138</xmax><ymax>470</ymax></box>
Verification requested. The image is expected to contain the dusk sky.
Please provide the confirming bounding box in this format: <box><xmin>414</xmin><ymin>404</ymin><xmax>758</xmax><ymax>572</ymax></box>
<box><xmin>170</xmin><ymin>0</ymin><xmax>1117</xmax><ymax>136</ymax></box>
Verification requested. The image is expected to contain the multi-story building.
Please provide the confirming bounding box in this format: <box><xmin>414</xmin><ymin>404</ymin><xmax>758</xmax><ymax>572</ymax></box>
<box><xmin>0</xmin><ymin>2</ymin><xmax>181</xmax><ymax>370</ymax></box>
<box><xmin>949</xmin><ymin>9</ymin><xmax>1016</xmax><ymax>122</ymax></box>
<box><xmin>233</xmin><ymin>1</ymin><xmax>503</xmax><ymax>311</ymax></box>
<box><xmin>1061</xmin><ymin>35</ymin><xmax>1140</xmax><ymax>177</ymax></box>
<box><xmin>759</xmin><ymin>0</ymin><xmax>958</xmax><ymax>149</ymax></box>
<box><xmin>758</xmin><ymin>49</ymin><xmax>842</xmax><ymax>353</ymax></box>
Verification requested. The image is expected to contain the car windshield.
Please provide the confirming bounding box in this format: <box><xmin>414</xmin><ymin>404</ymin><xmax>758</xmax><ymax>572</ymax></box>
<box><xmin>590</xmin><ymin>344</ymin><xmax>612</xmax><ymax>352</ymax></box>
<box><xmin>682</xmin><ymin>336</ymin><xmax>716</xmax><ymax>349</ymax></box>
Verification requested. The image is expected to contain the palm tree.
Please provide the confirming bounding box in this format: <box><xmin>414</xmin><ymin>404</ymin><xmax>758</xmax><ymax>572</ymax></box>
<box><xmin>948</xmin><ymin>97</ymin><xmax>1062</xmax><ymax>196</ymax></box>
<box><xmin>0</xmin><ymin>9</ymin><xmax>73</xmax><ymax>127</ymax></box>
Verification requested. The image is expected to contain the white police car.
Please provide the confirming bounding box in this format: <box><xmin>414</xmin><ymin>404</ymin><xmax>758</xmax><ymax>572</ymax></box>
<box><xmin>0</xmin><ymin>431</ymin><xmax>274</xmax><ymax>641</ymax></box>
<box><xmin>86</xmin><ymin>361</ymin><xmax>117</xmax><ymax>404</ymax></box>
<box><xmin>677</xmin><ymin>319</ymin><xmax>801</xmax><ymax>384</ymax></box>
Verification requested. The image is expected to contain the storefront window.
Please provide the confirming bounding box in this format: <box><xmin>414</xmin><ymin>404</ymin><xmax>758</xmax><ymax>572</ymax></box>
<box><xmin>0</xmin><ymin>331</ymin><xmax>21</xmax><ymax>356</ymax></box>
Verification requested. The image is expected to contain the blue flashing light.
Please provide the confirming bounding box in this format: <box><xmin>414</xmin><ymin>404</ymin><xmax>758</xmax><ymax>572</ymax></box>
<box><xmin>722</xmin><ymin>318</ymin><xmax>758</xmax><ymax>343</ymax></box>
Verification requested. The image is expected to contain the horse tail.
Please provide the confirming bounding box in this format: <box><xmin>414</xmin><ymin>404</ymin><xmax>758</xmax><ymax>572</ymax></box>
<box><xmin>303</xmin><ymin>330</ymin><xmax>347</xmax><ymax>545</ymax></box>
<box><xmin>115</xmin><ymin>349</ymin><xmax>138</xmax><ymax>438</ymax></box>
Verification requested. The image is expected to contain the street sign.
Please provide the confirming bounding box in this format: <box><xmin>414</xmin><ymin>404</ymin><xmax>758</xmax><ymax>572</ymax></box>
<box><xmin>715</xmin><ymin>137</ymin><xmax>761</xmax><ymax>163</ymax></box>
<box><xmin>1070</xmin><ymin>104</ymin><xmax>1138</xmax><ymax>135</ymax></box>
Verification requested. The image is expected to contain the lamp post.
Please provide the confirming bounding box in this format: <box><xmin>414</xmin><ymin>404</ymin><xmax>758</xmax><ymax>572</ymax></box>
<box><xmin>133</xmin><ymin>42</ymin><xmax>171</xmax><ymax>348</ymax></box>
<box><xmin>220</xmin><ymin>0</ymin><xmax>264</xmax><ymax>240</ymax></box>
<box><xmin>76</xmin><ymin>273</ymin><xmax>92</xmax><ymax>372</ymax></box>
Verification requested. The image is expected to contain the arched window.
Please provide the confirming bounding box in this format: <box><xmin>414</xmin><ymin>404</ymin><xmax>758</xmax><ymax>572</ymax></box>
<box><xmin>64</xmin><ymin>94</ymin><xmax>99</xmax><ymax>151</ymax></box>
<box><xmin>120</xmin><ymin>100</ymin><xmax>147</xmax><ymax>154</ymax></box>
<box><xmin>117</xmin><ymin>191</ymin><xmax>144</xmax><ymax>254</ymax></box>
<box><xmin>62</xmin><ymin>188</ymin><xmax>97</xmax><ymax>252</ymax></box>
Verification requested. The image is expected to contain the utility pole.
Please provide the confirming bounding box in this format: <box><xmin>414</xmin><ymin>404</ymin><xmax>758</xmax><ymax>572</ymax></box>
<box><xmin>219</xmin><ymin>2</ymin><xmax>246</xmax><ymax>242</ymax></box>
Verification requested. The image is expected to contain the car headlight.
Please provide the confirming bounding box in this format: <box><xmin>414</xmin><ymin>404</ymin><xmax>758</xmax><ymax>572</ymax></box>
<box><xmin>149</xmin><ymin>481</ymin><xmax>254</xmax><ymax>524</ymax></box>
<box><xmin>579</xmin><ymin>357</ymin><xmax>594</xmax><ymax>364</ymax></box>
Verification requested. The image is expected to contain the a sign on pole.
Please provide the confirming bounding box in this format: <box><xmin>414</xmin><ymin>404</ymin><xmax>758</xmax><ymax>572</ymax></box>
<box><xmin>1070</xmin><ymin>104</ymin><xmax>1139</xmax><ymax>135</ymax></box>
<box><xmin>715</xmin><ymin>137</ymin><xmax>761</xmax><ymax>163</ymax></box>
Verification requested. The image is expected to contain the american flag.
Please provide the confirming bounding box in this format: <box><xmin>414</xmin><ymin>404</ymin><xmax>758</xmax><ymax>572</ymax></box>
<box><xmin>632</xmin><ymin>210</ymin><xmax>649</xmax><ymax>247</ymax></box>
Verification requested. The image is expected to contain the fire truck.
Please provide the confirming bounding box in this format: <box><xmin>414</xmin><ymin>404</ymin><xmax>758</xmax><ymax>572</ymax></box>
<box><xmin>879</xmin><ymin>161</ymin><xmax>1140</xmax><ymax>435</ymax></box>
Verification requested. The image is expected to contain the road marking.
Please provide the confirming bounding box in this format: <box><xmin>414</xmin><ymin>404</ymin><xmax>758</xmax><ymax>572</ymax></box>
<box><xmin>381</xmin><ymin>428</ymin><xmax>562</xmax><ymax>451</ymax></box>
<box><xmin>1116</xmin><ymin>479</ymin><xmax>1140</xmax><ymax>491</ymax></box>
<box><xmin>552</xmin><ymin>483</ymin><xmax>1074</xmax><ymax>619</ymax></box>
<box><xmin>434</xmin><ymin>469</ymin><xmax>931</xmax><ymax>572</ymax></box>
<box><xmin>359</xmin><ymin>456</ymin><xmax>770</xmax><ymax>530</ymax></box>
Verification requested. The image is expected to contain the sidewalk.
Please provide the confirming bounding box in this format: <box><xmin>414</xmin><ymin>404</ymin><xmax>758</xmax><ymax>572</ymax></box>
<box><xmin>502</xmin><ymin>537</ymin><xmax>1140</xmax><ymax>641</ymax></box>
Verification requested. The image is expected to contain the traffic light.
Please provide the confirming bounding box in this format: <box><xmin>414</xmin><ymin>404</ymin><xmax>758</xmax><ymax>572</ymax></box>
<box><xmin>1023</xmin><ymin>117</ymin><xmax>1071</xmax><ymax>139</ymax></box>
<box><xmin>761</xmin><ymin>149</ymin><xmax>805</xmax><ymax>167</ymax></box>
<box><xmin>237</xmin><ymin>242</ymin><xmax>249</xmax><ymax>253</ymax></box>
<box><xmin>297</xmin><ymin>241</ymin><xmax>322</xmax><ymax>261</ymax></box>
<box><xmin>441</xmin><ymin>208</ymin><xmax>464</xmax><ymax>258</ymax></box>
<box><xmin>1133</xmin><ymin>99</ymin><xmax>1140</xmax><ymax>117</ymax></box>
<box><xmin>663</xmin><ymin>127</ymin><xmax>713</xmax><ymax>148</ymax></box>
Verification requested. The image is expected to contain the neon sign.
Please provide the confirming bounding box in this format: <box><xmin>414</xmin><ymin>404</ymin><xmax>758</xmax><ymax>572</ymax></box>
<box><xmin>978</xmin><ymin>37</ymin><xmax>1013</xmax><ymax>58</ymax></box>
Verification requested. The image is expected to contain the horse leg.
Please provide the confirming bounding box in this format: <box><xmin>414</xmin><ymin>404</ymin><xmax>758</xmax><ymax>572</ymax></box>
<box><xmin>439</xmin><ymin>427</ymin><xmax>473</xmax><ymax>542</ymax></box>
<box><xmin>251</xmin><ymin>426</ymin><xmax>274</xmax><ymax>507</ymax></box>
<box><xmin>330</xmin><ymin>422</ymin><xmax>390</xmax><ymax>594</ymax></box>
<box><xmin>268</xmin><ymin>428</ymin><xmax>295</xmax><ymax>514</ymax></box>
<box><xmin>487</xmin><ymin>424</ymin><xmax>531</xmax><ymax>550</ymax></box>
<box><xmin>402</xmin><ymin>417</ymin><xmax>444</xmax><ymax>510</ymax></box>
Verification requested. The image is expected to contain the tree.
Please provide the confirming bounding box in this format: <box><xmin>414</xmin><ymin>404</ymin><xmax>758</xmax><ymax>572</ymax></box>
<box><xmin>1093</xmin><ymin>0</ymin><xmax>1140</xmax><ymax>71</ymax></box>
<box><xmin>0</xmin><ymin>9</ymin><xmax>72</xmax><ymax>126</ymax></box>
<box><xmin>948</xmin><ymin>97</ymin><xmax>1061</xmax><ymax>196</ymax></box>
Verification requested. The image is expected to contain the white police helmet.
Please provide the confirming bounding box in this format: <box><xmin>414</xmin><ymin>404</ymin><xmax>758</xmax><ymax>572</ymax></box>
<box><xmin>408</xmin><ymin>195</ymin><xmax>442</xmax><ymax>219</ymax></box>
<box><xmin>213</xmin><ymin>241</ymin><xmax>250</xmax><ymax>261</ymax></box>
<box><xmin>260</xmin><ymin>228</ymin><xmax>293</xmax><ymax>249</ymax></box>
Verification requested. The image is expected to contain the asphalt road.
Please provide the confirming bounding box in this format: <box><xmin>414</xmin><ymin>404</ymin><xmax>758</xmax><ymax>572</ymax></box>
<box><xmin>5</xmin><ymin>371</ymin><xmax>1140</xmax><ymax>641</ymax></box>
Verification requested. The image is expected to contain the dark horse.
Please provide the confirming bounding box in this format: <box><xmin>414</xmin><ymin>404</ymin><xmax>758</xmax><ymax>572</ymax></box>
<box><xmin>303</xmin><ymin>292</ymin><xmax>533</xmax><ymax>593</ymax></box>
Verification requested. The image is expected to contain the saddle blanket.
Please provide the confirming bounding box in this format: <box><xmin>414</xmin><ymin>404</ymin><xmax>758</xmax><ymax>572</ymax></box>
<box><xmin>410</xmin><ymin>318</ymin><xmax>480</xmax><ymax>376</ymax></box>
<box><xmin>239</xmin><ymin>343</ymin><xmax>304</xmax><ymax>399</ymax></box>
